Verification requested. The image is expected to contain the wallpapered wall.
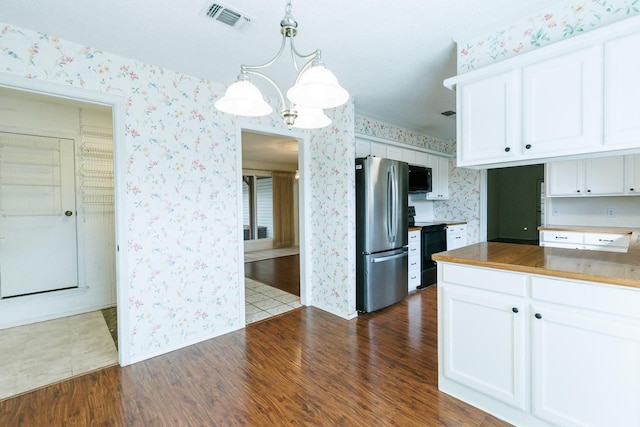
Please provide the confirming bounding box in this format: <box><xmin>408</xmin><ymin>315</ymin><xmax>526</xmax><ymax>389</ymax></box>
<box><xmin>355</xmin><ymin>116</ymin><xmax>482</xmax><ymax>243</ymax></box>
<box><xmin>0</xmin><ymin>22</ymin><xmax>355</xmax><ymax>363</ymax></box>
<box><xmin>458</xmin><ymin>0</ymin><xmax>640</xmax><ymax>72</ymax></box>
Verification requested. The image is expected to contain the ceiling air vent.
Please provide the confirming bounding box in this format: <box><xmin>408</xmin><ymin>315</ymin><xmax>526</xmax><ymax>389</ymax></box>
<box><xmin>201</xmin><ymin>2</ymin><xmax>253</xmax><ymax>29</ymax></box>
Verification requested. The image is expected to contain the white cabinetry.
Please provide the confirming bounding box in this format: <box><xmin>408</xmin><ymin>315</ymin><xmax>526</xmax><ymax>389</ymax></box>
<box><xmin>547</xmin><ymin>155</ymin><xmax>625</xmax><ymax>197</ymax></box>
<box><xmin>539</xmin><ymin>229</ymin><xmax>631</xmax><ymax>253</ymax></box>
<box><xmin>446</xmin><ymin>224</ymin><xmax>467</xmax><ymax>250</ymax></box>
<box><xmin>408</xmin><ymin>229</ymin><xmax>421</xmax><ymax>291</ymax></box>
<box><xmin>522</xmin><ymin>46</ymin><xmax>601</xmax><ymax>156</ymax></box>
<box><xmin>438</xmin><ymin>263</ymin><xmax>640</xmax><ymax>427</ymax></box>
<box><xmin>530</xmin><ymin>276</ymin><xmax>640</xmax><ymax>427</ymax></box>
<box><xmin>426</xmin><ymin>155</ymin><xmax>450</xmax><ymax>200</ymax></box>
<box><xmin>626</xmin><ymin>154</ymin><xmax>640</xmax><ymax>194</ymax></box>
<box><xmin>445</xmin><ymin>16</ymin><xmax>640</xmax><ymax>169</ymax></box>
<box><xmin>604</xmin><ymin>31</ymin><xmax>640</xmax><ymax>148</ymax></box>
<box><xmin>441</xmin><ymin>282</ymin><xmax>527</xmax><ymax>409</ymax></box>
<box><xmin>458</xmin><ymin>70</ymin><xmax>520</xmax><ymax>165</ymax></box>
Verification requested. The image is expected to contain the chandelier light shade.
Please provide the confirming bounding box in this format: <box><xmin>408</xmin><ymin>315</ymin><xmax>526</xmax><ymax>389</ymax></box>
<box><xmin>214</xmin><ymin>79</ymin><xmax>273</xmax><ymax>117</ymax></box>
<box><xmin>287</xmin><ymin>63</ymin><xmax>349</xmax><ymax>109</ymax></box>
<box><xmin>292</xmin><ymin>106</ymin><xmax>332</xmax><ymax>129</ymax></box>
<box><xmin>214</xmin><ymin>0</ymin><xmax>348</xmax><ymax>129</ymax></box>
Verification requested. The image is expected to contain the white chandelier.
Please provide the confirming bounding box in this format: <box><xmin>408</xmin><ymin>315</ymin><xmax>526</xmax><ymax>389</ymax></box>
<box><xmin>214</xmin><ymin>0</ymin><xmax>349</xmax><ymax>129</ymax></box>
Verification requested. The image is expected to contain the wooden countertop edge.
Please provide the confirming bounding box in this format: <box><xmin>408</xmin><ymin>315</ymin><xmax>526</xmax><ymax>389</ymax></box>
<box><xmin>538</xmin><ymin>226</ymin><xmax>634</xmax><ymax>234</ymax></box>
<box><xmin>432</xmin><ymin>254</ymin><xmax>640</xmax><ymax>289</ymax></box>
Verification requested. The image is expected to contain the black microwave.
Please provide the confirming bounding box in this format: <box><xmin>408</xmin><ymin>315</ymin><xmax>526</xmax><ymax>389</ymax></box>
<box><xmin>408</xmin><ymin>165</ymin><xmax>432</xmax><ymax>193</ymax></box>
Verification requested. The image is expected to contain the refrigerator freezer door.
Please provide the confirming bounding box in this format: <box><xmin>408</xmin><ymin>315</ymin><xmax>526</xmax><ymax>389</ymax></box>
<box><xmin>356</xmin><ymin>157</ymin><xmax>408</xmax><ymax>254</ymax></box>
<box><xmin>357</xmin><ymin>248</ymin><xmax>408</xmax><ymax>312</ymax></box>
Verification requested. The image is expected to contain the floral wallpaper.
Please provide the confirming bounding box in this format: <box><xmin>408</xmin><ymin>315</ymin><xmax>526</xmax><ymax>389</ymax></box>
<box><xmin>0</xmin><ymin>22</ymin><xmax>355</xmax><ymax>362</ymax></box>
<box><xmin>355</xmin><ymin>116</ymin><xmax>482</xmax><ymax>244</ymax></box>
<box><xmin>458</xmin><ymin>0</ymin><xmax>640</xmax><ymax>72</ymax></box>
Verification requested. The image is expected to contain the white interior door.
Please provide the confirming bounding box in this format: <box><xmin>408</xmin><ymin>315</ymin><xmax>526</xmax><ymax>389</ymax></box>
<box><xmin>0</xmin><ymin>132</ymin><xmax>78</xmax><ymax>298</ymax></box>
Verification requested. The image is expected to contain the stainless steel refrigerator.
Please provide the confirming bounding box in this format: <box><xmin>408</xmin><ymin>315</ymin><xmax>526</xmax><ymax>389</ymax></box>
<box><xmin>356</xmin><ymin>156</ymin><xmax>409</xmax><ymax>312</ymax></box>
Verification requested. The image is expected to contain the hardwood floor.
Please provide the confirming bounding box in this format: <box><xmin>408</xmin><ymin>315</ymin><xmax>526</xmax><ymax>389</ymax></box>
<box><xmin>0</xmin><ymin>286</ymin><xmax>511</xmax><ymax>426</ymax></box>
<box><xmin>244</xmin><ymin>254</ymin><xmax>300</xmax><ymax>296</ymax></box>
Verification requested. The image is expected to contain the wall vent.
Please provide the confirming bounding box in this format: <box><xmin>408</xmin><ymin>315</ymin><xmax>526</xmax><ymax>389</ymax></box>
<box><xmin>201</xmin><ymin>2</ymin><xmax>253</xmax><ymax>29</ymax></box>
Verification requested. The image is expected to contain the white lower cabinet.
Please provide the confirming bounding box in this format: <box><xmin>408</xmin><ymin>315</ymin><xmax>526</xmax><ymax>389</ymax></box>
<box><xmin>439</xmin><ymin>263</ymin><xmax>640</xmax><ymax>427</ymax></box>
<box><xmin>531</xmin><ymin>304</ymin><xmax>640</xmax><ymax>427</ymax></box>
<box><xmin>441</xmin><ymin>284</ymin><xmax>527</xmax><ymax>409</ymax></box>
<box><xmin>408</xmin><ymin>229</ymin><xmax>421</xmax><ymax>291</ymax></box>
<box><xmin>446</xmin><ymin>224</ymin><xmax>467</xmax><ymax>250</ymax></box>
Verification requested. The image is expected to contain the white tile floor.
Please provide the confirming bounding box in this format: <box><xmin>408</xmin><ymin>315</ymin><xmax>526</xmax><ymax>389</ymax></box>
<box><xmin>244</xmin><ymin>247</ymin><xmax>302</xmax><ymax>324</ymax></box>
<box><xmin>245</xmin><ymin>278</ymin><xmax>302</xmax><ymax>324</ymax></box>
<box><xmin>0</xmin><ymin>311</ymin><xmax>118</xmax><ymax>401</ymax></box>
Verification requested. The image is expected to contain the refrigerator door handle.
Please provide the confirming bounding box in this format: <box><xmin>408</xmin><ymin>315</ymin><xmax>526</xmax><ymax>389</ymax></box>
<box><xmin>371</xmin><ymin>251</ymin><xmax>408</xmax><ymax>263</ymax></box>
<box><xmin>392</xmin><ymin>163</ymin><xmax>398</xmax><ymax>242</ymax></box>
<box><xmin>386</xmin><ymin>168</ymin><xmax>393</xmax><ymax>242</ymax></box>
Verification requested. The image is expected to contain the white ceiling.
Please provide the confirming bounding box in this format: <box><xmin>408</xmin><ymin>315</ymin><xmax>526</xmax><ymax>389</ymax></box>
<box><xmin>0</xmin><ymin>0</ymin><xmax>561</xmax><ymax>141</ymax></box>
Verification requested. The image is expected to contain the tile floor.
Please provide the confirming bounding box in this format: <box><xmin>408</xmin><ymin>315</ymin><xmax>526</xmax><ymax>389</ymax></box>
<box><xmin>245</xmin><ymin>278</ymin><xmax>302</xmax><ymax>324</ymax></box>
<box><xmin>0</xmin><ymin>311</ymin><xmax>118</xmax><ymax>401</ymax></box>
<box><xmin>244</xmin><ymin>246</ymin><xmax>302</xmax><ymax>324</ymax></box>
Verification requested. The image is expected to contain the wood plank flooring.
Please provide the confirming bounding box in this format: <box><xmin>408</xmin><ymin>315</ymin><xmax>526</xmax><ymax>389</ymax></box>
<box><xmin>0</xmin><ymin>286</ymin><xmax>511</xmax><ymax>426</ymax></box>
<box><xmin>244</xmin><ymin>254</ymin><xmax>300</xmax><ymax>296</ymax></box>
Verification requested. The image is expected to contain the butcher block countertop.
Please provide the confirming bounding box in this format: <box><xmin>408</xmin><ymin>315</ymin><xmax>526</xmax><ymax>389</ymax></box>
<box><xmin>432</xmin><ymin>230</ymin><xmax>640</xmax><ymax>289</ymax></box>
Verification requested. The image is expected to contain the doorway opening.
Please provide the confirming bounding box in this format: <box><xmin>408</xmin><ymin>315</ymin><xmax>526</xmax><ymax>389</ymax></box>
<box><xmin>240</xmin><ymin>130</ymin><xmax>304</xmax><ymax>324</ymax></box>
<box><xmin>0</xmin><ymin>83</ymin><xmax>121</xmax><ymax>399</ymax></box>
<box><xmin>487</xmin><ymin>164</ymin><xmax>544</xmax><ymax>245</ymax></box>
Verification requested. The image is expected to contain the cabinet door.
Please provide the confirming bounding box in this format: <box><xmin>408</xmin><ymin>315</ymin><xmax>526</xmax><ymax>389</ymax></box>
<box><xmin>458</xmin><ymin>70</ymin><xmax>521</xmax><ymax>165</ymax></box>
<box><xmin>547</xmin><ymin>160</ymin><xmax>582</xmax><ymax>196</ymax></box>
<box><xmin>385</xmin><ymin>145</ymin><xmax>403</xmax><ymax>161</ymax></box>
<box><xmin>605</xmin><ymin>32</ymin><xmax>640</xmax><ymax>147</ymax></box>
<box><xmin>355</xmin><ymin>139</ymin><xmax>371</xmax><ymax>158</ymax></box>
<box><xmin>584</xmin><ymin>155</ymin><xmax>624</xmax><ymax>195</ymax></box>
<box><xmin>441</xmin><ymin>284</ymin><xmax>527</xmax><ymax>409</ymax></box>
<box><xmin>370</xmin><ymin>142</ymin><xmax>387</xmax><ymax>158</ymax></box>
<box><xmin>626</xmin><ymin>154</ymin><xmax>640</xmax><ymax>195</ymax></box>
<box><xmin>426</xmin><ymin>155</ymin><xmax>450</xmax><ymax>200</ymax></box>
<box><xmin>523</xmin><ymin>46</ymin><xmax>602</xmax><ymax>156</ymax></box>
<box><xmin>531</xmin><ymin>305</ymin><xmax>640</xmax><ymax>427</ymax></box>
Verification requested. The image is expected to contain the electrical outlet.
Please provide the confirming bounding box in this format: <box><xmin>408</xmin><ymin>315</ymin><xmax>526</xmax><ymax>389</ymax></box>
<box><xmin>607</xmin><ymin>208</ymin><xmax>615</xmax><ymax>218</ymax></box>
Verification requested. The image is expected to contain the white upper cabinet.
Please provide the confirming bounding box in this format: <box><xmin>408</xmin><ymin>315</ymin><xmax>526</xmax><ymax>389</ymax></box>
<box><xmin>426</xmin><ymin>155</ymin><xmax>450</xmax><ymax>200</ymax></box>
<box><xmin>547</xmin><ymin>155</ymin><xmax>625</xmax><ymax>197</ymax></box>
<box><xmin>522</xmin><ymin>46</ymin><xmax>602</xmax><ymax>156</ymax></box>
<box><xmin>458</xmin><ymin>70</ymin><xmax>521</xmax><ymax>165</ymax></box>
<box><xmin>626</xmin><ymin>154</ymin><xmax>640</xmax><ymax>195</ymax></box>
<box><xmin>604</xmin><ymin>31</ymin><xmax>640</xmax><ymax>147</ymax></box>
<box><xmin>446</xmin><ymin>16</ymin><xmax>640</xmax><ymax>169</ymax></box>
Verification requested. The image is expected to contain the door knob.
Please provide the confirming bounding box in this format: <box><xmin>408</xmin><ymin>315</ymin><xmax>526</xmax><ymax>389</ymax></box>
<box><xmin>65</xmin><ymin>210</ymin><xmax>73</xmax><ymax>216</ymax></box>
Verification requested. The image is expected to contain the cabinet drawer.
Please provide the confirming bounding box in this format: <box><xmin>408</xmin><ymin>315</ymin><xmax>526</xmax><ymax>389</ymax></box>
<box><xmin>583</xmin><ymin>232</ymin><xmax>630</xmax><ymax>248</ymax></box>
<box><xmin>408</xmin><ymin>257</ymin><xmax>420</xmax><ymax>271</ymax></box>
<box><xmin>540</xmin><ymin>230</ymin><xmax>583</xmax><ymax>245</ymax></box>
<box><xmin>447</xmin><ymin>224</ymin><xmax>466</xmax><ymax>233</ymax></box>
<box><xmin>408</xmin><ymin>231</ymin><xmax>420</xmax><ymax>243</ymax></box>
<box><xmin>531</xmin><ymin>275</ymin><xmax>640</xmax><ymax>318</ymax></box>
<box><xmin>442</xmin><ymin>264</ymin><xmax>527</xmax><ymax>296</ymax></box>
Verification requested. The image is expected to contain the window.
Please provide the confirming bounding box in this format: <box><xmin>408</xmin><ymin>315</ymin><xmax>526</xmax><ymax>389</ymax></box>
<box><xmin>242</xmin><ymin>174</ymin><xmax>273</xmax><ymax>240</ymax></box>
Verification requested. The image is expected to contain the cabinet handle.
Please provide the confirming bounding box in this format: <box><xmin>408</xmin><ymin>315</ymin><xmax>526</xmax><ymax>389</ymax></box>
<box><xmin>504</xmin><ymin>147</ymin><xmax>511</xmax><ymax>152</ymax></box>
<box><xmin>630</xmin><ymin>188</ymin><xmax>635</xmax><ymax>192</ymax></box>
<box><xmin>587</xmin><ymin>189</ymin><xmax>591</xmax><ymax>193</ymax></box>
<box><xmin>525</xmin><ymin>144</ymin><xmax>532</xmax><ymax>150</ymax></box>
<box><xmin>555</xmin><ymin>236</ymin><xmax>568</xmax><ymax>240</ymax></box>
<box><xmin>576</xmin><ymin>189</ymin><xmax>581</xmax><ymax>193</ymax></box>
<box><xmin>535</xmin><ymin>313</ymin><xmax>542</xmax><ymax>319</ymax></box>
<box><xmin>512</xmin><ymin>307</ymin><xmax>519</xmax><ymax>314</ymax></box>
<box><xmin>599</xmin><ymin>239</ymin><xmax>614</xmax><ymax>243</ymax></box>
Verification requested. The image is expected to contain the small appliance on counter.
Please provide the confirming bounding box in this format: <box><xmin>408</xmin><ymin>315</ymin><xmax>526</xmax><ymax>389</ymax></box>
<box><xmin>408</xmin><ymin>206</ymin><xmax>416</xmax><ymax>227</ymax></box>
<box><xmin>355</xmin><ymin>156</ymin><xmax>409</xmax><ymax>313</ymax></box>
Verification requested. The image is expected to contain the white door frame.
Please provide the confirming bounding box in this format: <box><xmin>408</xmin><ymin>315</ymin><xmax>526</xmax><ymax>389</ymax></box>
<box><xmin>0</xmin><ymin>73</ymin><xmax>130</xmax><ymax>366</ymax></box>
<box><xmin>236</xmin><ymin>122</ymin><xmax>312</xmax><ymax>320</ymax></box>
